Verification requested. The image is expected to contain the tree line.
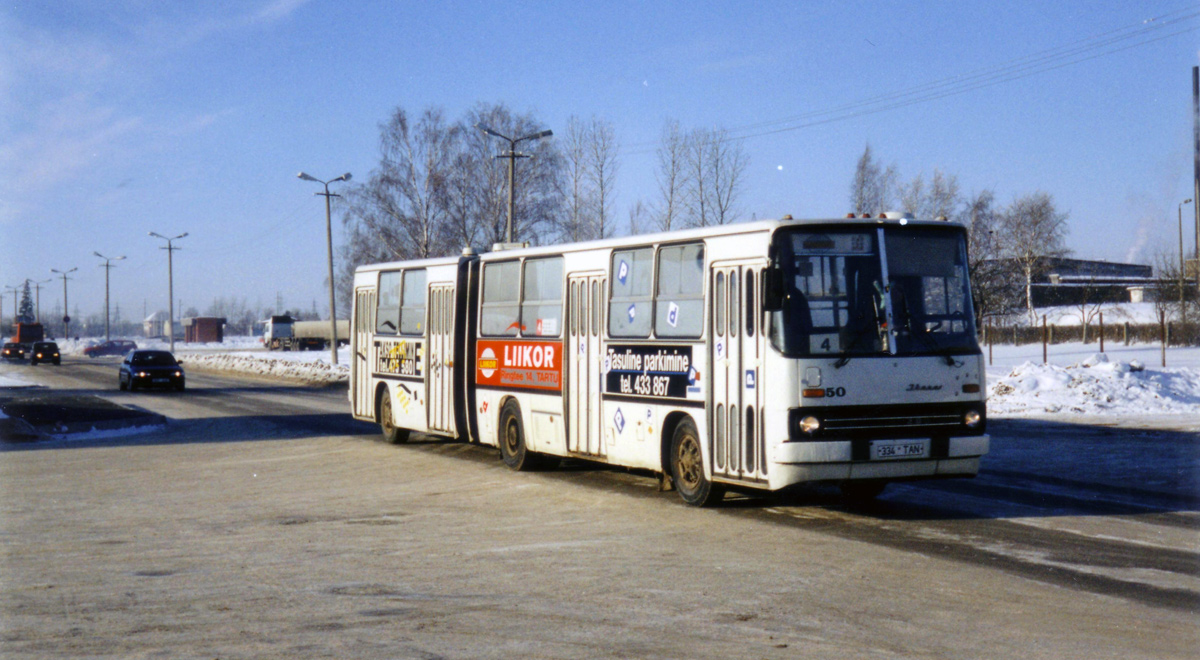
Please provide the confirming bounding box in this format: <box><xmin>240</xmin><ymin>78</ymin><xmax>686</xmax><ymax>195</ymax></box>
<box><xmin>335</xmin><ymin>102</ymin><xmax>750</xmax><ymax>303</ymax></box>
<box><xmin>332</xmin><ymin>102</ymin><xmax>1101</xmax><ymax>332</ymax></box>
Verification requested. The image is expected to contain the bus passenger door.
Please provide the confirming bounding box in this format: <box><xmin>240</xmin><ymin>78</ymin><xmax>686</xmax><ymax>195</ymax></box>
<box><xmin>352</xmin><ymin>288</ymin><xmax>376</xmax><ymax>420</ymax></box>
<box><xmin>427</xmin><ymin>284</ymin><xmax>456</xmax><ymax>435</ymax></box>
<box><xmin>710</xmin><ymin>262</ymin><xmax>768</xmax><ymax>482</ymax></box>
<box><xmin>567</xmin><ymin>273</ymin><xmax>606</xmax><ymax>457</ymax></box>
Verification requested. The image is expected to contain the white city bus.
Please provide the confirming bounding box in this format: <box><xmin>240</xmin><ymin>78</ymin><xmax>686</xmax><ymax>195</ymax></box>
<box><xmin>349</xmin><ymin>214</ymin><xmax>989</xmax><ymax>506</ymax></box>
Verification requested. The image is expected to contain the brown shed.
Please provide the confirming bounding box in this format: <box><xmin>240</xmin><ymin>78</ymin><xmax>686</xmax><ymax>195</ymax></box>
<box><xmin>183</xmin><ymin>317</ymin><xmax>226</xmax><ymax>343</ymax></box>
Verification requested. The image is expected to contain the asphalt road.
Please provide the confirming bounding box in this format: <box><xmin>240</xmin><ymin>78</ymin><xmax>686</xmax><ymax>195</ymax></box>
<box><xmin>1</xmin><ymin>356</ymin><xmax>1197</xmax><ymax>658</ymax></box>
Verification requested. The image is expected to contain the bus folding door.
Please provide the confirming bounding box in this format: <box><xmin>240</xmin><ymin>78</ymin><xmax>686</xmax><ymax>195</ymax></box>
<box><xmin>710</xmin><ymin>261</ymin><xmax>769</xmax><ymax>484</ymax></box>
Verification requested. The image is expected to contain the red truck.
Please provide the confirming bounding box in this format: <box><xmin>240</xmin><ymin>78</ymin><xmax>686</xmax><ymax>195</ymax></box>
<box><xmin>13</xmin><ymin>323</ymin><xmax>44</xmax><ymax>347</ymax></box>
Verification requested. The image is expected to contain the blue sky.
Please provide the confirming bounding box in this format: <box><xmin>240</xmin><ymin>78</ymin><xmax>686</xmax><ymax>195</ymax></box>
<box><xmin>2</xmin><ymin>0</ymin><xmax>1198</xmax><ymax>324</ymax></box>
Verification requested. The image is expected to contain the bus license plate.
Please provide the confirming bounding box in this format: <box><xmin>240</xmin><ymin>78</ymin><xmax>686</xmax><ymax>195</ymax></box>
<box><xmin>871</xmin><ymin>439</ymin><xmax>929</xmax><ymax>460</ymax></box>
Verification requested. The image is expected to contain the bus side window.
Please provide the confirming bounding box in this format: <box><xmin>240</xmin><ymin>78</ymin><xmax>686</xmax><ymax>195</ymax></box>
<box><xmin>376</xmin><ymin>270</ymin><xmax>401</xmax><ymax>335</ymax></box>
<box><xmin>399</xmin><ymin>269</ymin><xmax>427</xmax><ymax>335</ymax></box>
<box><xmin>729</xmin><ymin>271</ymin><xmax>739</xmax><ymax>338</ymax></box>
<box><xmin>609</xmin><ymin>248</ymin><xmax>653</xmax><ymax>338</ymax></box>
<box><xmin>745</xmin><ymin>271</ymin><xmax>755</xmax><ymax>337</ymax></box>
<box><xmin>591</xmin><ymin>280</ymin><xmax>600</xmax><ymax>336</ymax></box>
<box><xmin>656</xmin><ymin>243</ymin><xmax>704</xmax><ymax>338</ymax></box>
<box><xmin>481</xmin><ymin>261</ymin><xmax>521</xmax><ymax>336</ymax></box>
<box><xmin>715</xmin><ymin>271</ymin><xmax>725</xmax><ymax>336</ymax></box>
<box><xmin>522</xmin><ymin>257</ymin><xmax>563</xmax><ymax>337</ymax></box>
<box><xmin>571</xmin><ymin>281</ymin><xmax>580</xmax><ymax>336</ymax></box>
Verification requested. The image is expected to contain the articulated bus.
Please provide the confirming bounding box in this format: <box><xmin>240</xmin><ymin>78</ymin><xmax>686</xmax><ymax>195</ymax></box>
<box><xmin>348</xmin><ymin>214</ymin><xmax>989</xmax><ymax>506</ymax></box>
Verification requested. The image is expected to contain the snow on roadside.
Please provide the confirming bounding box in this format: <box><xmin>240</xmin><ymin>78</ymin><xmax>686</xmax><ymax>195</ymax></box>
<box><xmin>986</xmin><ymin>353</ymin><xmax>1200</xmax><ymax>417</ymax></box>
<box><xmin>184</xmin><ymin>352</ymin><xmax>349</xmax><ymax>385</ymax></box>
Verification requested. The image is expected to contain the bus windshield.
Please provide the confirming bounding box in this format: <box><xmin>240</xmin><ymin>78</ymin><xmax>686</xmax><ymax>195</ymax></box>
<box><xmin>771</xmin><ymin>226</ymin><xmax>978</xmax><ymax>358</ymax></box>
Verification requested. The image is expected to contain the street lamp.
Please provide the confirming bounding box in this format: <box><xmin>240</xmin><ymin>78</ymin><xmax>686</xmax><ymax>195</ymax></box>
<box><xmin>297</xmin><ymin>171</ymin><xmax>351</xmax><ymax>367</ymax></box>
<box><xmin>95</xmin><ymin>252</ymin><xmax>126</xmax><ymax>341</ymax></box>
<box><xmin>50</xmin><ymin>267</ymin><xmax>78</xmax><ymax>338</ymax></box>
<box><xmin>149</xmin><ymin>232</ymin><xmax>188</xmax><ymax>353</ymax></box>
<box><xmin>1181</xmin><ymin>199</ymin><xmax>1194</xmax><ymax>320</ymax></box>
<box><xmin>475</xmin><ymin>124</ymin><xmax>553</xmax><ymax>245</ymax></box>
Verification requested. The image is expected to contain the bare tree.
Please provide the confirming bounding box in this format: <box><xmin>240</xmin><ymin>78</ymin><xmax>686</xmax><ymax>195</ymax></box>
<box><xmin>341</xmin><ymin>107</ymin><xmax>457</xmax><ymax>263</ymax></box>
<box><xmin>459</xmin><ymin>102</ymin><xmax>563</xmax><ymax>247</ymax></box>
<box><xmin>961</xmin><ymin>190</ymin><xmax>1018</xmax><ymax>323</ymax></box>
<box><xmin>928</xmin><ymin>170</ymin><xmax>961</xmax><ymax>219</ymax></box>
<box><xmin>653</xmin><ymin>119</ymin><xmax>689</xmax><ymax>232</ymax></box>
<box><xmin>708</xmin><ymin>128</ymin><xmax>748</xmax><ymax>225</ymax></box>
<box><xmin>899</xmin><ymin>173</ymin><xmax>925</xmax><ymax>217</ymax></box>
<box><xmin>684</xmin><ymin>126</ymin><xmax>750</xmax><ymax>227</ymax></box>
<box><xmin>685</xmin><ymin>128</ymin><xmax>713</xmax><ymax>227</ymax></box>
<box><xmin>848</xmin><ymin>143</ymin><xmax>897</xmax><ymax>215</ymax></box>
<box><xmin>588</xmin><ymin>117</ymin><xmax>619</xmax><ymax>239</ymax></box>
<box><xmin>999</xmin><ymin>191</ymin><xmax>1070</xmax><ymax>323</ymax></box>
<box><xmin>338</xmin><ymin>102</ymin><xmax>564</xmax><ymax>299</ymax></box>
<box><xmin>559</xmin><ymin>116</ymin><xmax>593</xmax><ymax>242</ymax></box>
<box><xmin>628</xmin><ymin>199</ymin><xmax>651</xmax><ymax>235</ymax></box>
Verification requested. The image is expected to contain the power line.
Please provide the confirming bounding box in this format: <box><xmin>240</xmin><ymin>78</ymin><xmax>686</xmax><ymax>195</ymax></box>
<box><xmin>622</xmin><ymin>7</ymin><xmax>1200</xmax><ymax>154</ymax></box>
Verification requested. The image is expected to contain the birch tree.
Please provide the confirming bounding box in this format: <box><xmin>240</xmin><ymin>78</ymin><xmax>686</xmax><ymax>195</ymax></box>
<box><xmin>999</xmin><ymin>191</ymin><xmax>1070</xmax><ymax>323</ymax></box>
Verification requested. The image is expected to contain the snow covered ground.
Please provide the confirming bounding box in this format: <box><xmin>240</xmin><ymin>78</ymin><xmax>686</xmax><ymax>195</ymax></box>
<box><xmin>7</xmin><ymin>329</ymin><xmax>1199</xmax><ymax>429</ymax></box>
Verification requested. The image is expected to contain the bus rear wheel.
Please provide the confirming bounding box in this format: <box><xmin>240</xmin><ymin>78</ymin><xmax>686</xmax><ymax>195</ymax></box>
<box><xmin>379</xmin><ymin>391</ymin><xmax>410</xmax><ymax>444</ymax></box>
<box><xmin>670</xmin><ymin>419</ymin><xmax>723</xmax><ymax>507</ymax></box>
<box><xmin>499</xmin><ymin>400</ymin><xmax>540</xmax><ymax>471</ymax></box>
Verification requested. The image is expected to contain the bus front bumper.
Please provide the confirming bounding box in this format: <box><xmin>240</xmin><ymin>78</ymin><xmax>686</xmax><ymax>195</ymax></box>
<box><xmin>771</xmin><ymin>434</ymin><xmax>989</xmax><ymax>484</ymax></box>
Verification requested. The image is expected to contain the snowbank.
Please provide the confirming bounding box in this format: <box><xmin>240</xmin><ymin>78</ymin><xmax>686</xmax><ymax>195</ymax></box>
<box><xmin>183</xmin><ymin>352</ymin><xmax>349</xmax><ymax>385</ymax></box>
<box><xmin>987</xmin><ymin>354</ymin><xmax>1200</xmax><ymax>417</ymax></box>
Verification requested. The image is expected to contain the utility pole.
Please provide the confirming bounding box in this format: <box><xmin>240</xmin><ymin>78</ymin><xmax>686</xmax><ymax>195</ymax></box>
<box><xmin>31</xmin><ymin>278</ymin><xmax>51</xmax><ymax>323</ymax></box>
<box><xmin>49</xmin><ymin>268</ymin><xmax>77</xmax><ymax>339</ymax></box>
<box><xmin>150</xmin><ymin>232</ymin><xmax>188</xmax><ymax>353</ymax></box>
<box><xmin>1193</xmin><ymin>66</ymin><xmax>1199</xmax><ymax>292</ymax></box>
<box><xmin>297</xmin><ymin>171</ymin><xmax>351</xmax><ymax>366</ymax></box>
<box><xmin>95</xmin><ymin>252</ymin><xmax>126</xmax><ymax>341</ymax></box>
<box><xmin>474</xmin><ymin>124</ymin><xmax>553</xmax><ymax>245</ymax></box>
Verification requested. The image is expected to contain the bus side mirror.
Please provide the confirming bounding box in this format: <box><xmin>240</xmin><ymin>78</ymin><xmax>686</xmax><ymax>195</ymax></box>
<box><xmin>763</xmin><ymin>267</ymin><xmax>784</xmax><ymax>311</ymax></box>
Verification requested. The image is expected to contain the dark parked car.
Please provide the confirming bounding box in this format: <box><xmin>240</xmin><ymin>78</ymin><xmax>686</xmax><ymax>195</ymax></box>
<box><xmin>119</xmin><ymin>350</ymin><xmax>185</xmax><ymax>391</ymax></box>
<box><xmin>29</xmin><ymin>341</ymin><xmax>61</xmax><ymax>365</ymax></box>
<box><xmin>84</xmin><ymin>339</ymin><xmax>137</xmax><ymax>358</ymax></box>
<box><xmin>2</xmin><ymin>342</ymin><xmax>25</xmax><ymax>360</ymax></box>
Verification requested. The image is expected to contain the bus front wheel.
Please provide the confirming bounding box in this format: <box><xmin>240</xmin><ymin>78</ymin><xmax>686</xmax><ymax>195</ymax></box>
<box><xmin>379</xmin><ymin>391</ymin><xmax>410</xmax><ymax>444</ymax></box>
<box><xmin>670</xmin><ymin>419</ymin><xmax>723</xmax><ymax>507</ymax></box>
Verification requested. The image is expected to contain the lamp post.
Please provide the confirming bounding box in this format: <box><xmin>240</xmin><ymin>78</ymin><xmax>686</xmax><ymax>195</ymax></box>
<box><xmin>149</xmin><ymin>232</ymin><xmax>187</xmax><ymax>353</ymax></box>
<box><xmin>297</xmin><ymin>171</ymin><xmax>351</xmax><ymax>367</ymax></box>
<box><xmin>50</xmin><ymin>267</ymin><xmax>78</xmax><ymax>338</ymax></box>
<box><xmin>95</xmin><ymin>252</ymin><xmax>126</xmax><ymax>341</ymax></box>
<box><xmin>1181</xmin><ymin>199</ymin><xmax>1194</xmax><ymax>322</ymax></box>
<box><xmin>475</xmin><ymin>124</ymin><xmax>553</xmax><ymax>244</ymax></box>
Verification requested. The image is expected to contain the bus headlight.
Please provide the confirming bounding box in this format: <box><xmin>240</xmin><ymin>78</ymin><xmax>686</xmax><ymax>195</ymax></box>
<box><xmin>963</xmin><ymin>409</ymin><xmax>982</xmax><ymax>428</ymax></box>
<box><xmin>799</xmin><ymin>415</ymin><xmax>821</xmax><ymax>435</ymax></box>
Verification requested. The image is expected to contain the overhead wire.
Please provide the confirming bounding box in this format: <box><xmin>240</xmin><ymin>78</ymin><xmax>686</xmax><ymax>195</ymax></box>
<box><xmin>621</xmin><ymin>7</ymin><xmax>1200</xmax><ymax>155</ymax></box>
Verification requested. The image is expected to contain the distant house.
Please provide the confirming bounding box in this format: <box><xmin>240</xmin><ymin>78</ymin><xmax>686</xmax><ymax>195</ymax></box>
<box><xmin>183</xmin><ymin>317</ymin><xmax>226</xmax><ymax>343</ymax></box>
<box><xmin>143</xmin><ymin>311</ymin><xmax>169</xmax><ymax>338</ymax></box>
<box><xmin>987</xmin><ymin>257</ymin><xmax>1155</xmax><ymax>306</ymax></box>
<box><xmin>1033</xmin><ymin>257</ymin><xmax>1155</xmax><ymax>306</ymax></box>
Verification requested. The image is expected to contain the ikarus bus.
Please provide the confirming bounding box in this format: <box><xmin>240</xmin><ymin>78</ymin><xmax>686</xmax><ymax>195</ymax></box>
<box><xmin>349</xmin><ymin>213</ymin><xmax>989</xmax><ymax>506</ymax></box>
